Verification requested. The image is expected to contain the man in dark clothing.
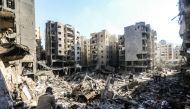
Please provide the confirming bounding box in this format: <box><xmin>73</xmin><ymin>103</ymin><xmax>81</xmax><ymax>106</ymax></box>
<box><xmin>37</xmin><ymin>87</ymin><xmax>56</xmax><ymax>109</ymax></box>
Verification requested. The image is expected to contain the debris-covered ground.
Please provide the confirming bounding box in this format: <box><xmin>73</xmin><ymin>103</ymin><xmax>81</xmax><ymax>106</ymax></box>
<box><xmin>35</xmin><ymin>70</ymin><xmax>190</xmax><ymax>109</ymax></box>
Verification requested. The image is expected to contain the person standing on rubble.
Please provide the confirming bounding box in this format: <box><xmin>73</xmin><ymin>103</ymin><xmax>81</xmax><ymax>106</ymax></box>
<box><xmin>37</xmin><ymin>87</ymin><xmax>56</xmax><ymax>109</ymax></box>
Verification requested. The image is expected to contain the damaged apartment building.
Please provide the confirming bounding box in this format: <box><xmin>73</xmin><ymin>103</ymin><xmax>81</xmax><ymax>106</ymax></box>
<box><xmin>0</xmin><ymin>0</ymin><xmax>36</xmax><ymax>76</ymax></box>
<box><xmin>45</xmin><ymin>21</ymin><xmax>81</xmax><ymax>73</ymax></box>
<box><xmin>90</xmin><ymin>30</ymin><xmax>118</xmax><ymax>70</ymax></box>
<box><xmin>0</xmin><ymin>0</ymin><xmax>37</xmax><ymax>108</ymax></box>
<box><xmin>119</xmin><ymin>22</ymin><xmax>157</xmax><ymax>73</ymax></box>
<box><xmin>179</xmin><ymin>0</ymin><xmax>190</xmax><ymax>68</ymax></box>
<box><xmin>155</xmin><ymin>40</ymin><xmax>173</xmax><ymax>65</ymax></box>
<box><xmin>80</xmin><ymin>36</ymin><xmax>91</xmax><ymax>68</ymax></box>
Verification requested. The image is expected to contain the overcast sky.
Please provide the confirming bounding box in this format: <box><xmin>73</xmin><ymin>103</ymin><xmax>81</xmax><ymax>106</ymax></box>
<box><xmin>35</xmin><ymin>0</ymin><xmax>181</xmax><ymax>46</ymax></box>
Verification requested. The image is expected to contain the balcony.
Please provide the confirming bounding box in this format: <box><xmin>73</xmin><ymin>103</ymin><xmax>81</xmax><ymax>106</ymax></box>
<box><xmin>66</xmin><ymin>31</ymin><xmax>74</xmax><ymax>36</ymax></box>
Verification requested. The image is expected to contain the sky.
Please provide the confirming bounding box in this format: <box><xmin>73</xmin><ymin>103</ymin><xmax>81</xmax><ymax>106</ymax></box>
<box><xmin>35</xmin><ymin>0</ymin><xmax>181</xmax><ymax>46</ymax></box>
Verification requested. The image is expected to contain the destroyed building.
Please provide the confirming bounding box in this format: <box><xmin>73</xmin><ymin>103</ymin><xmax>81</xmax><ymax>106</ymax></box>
<box><xmin>0</xmin><ymin>0</ymin><xmax>36</xmax><ymax>75</ymax></box>
<box><xmin>45</xmin><ymin>21</ymin><xmax>81</xmax><ymax>72</ymax></box>
<box><xmin>119</xmin><ymin>22</ymin><xmax>157</xmax><ymax>73</ymax></box>
<box><xmin>90</xmin><ymin>30</ymin><xmax>118</xmax><ymax>70</ymax></box>
<box><xmin>35</xmin><ymin>27</ymin><xmax>42</xmax><ymax>61</ymax></box>
<box><xmin>179</xmin><ymin>0</ymin><xmax>190</xmax><ymax>67</ymax></box>
<box><xmin>80</xmin><ymin>36</ymin><xmax>91</xmax><ymax>68</ymax></box>
<box><xmin>0</xmin><ymin>0</ymin><xmax>37</xmax><ymax>108</ymax></box>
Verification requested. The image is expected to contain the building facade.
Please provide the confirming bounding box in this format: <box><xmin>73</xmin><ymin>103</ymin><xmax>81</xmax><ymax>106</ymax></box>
<box><xmin>173</xmin><ymin>45</ymin><xmax>182</xmax><ymax>60</ymax></box>
<box><xmin>119</xmin><ymin>22</ymin><xmax>157</xmax><ymax>73</ymax></box>
<box><xmin>45</xmin><ymin>21</ymin><xmax>65</xmax><ymax>68</ymax></box>
<box><xmin>45</xmin><ymin>21</ymin><xmax>81</xmax><ymax>70</ymax></box>
<box><xmin>155</xmin><ymin>40</ymin><xmax>174</xmax><ymax>64</ymax></box>
<box><xmin>80</xmin><ymin>36</ymin><xmax>91</xmax><ymax>67</ymax></box>
<box><xmin>35</xmin><ymin>27</ymin><xmax>42</xmax><ymax>61</ymax></box>
<box><xmin>90</xmin><ymin>30</ymin><xmax>118</xmax><ymax>69</ymax></box>
<box><xmin>179</xmin><ymin>0</ymin><xmax>190</xmax><ymax>65</ymax></box>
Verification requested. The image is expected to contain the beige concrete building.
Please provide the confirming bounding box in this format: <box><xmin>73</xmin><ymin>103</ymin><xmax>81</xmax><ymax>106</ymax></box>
<box><xmin>35</xmin><ymin>27</ymin><xmax>41</xmax><ymax>61</ymax></box>
<box><xmin>45</xmin><ymin>21</ymin><xmax>81</xmax><ymax>71</ymax></box>
<box><xmin>173</xmin><ymin>45</ymin><xmax>182</xmax><ymax>60</ymax></box>
<box><xmin>155</xmin><ymin>40</ymin><xmax>174</xmax><ymax>64</ymax></box>
<box><xmin>15</xmin><ymin>0</ymin><xmax>36</xmax><ymax>75</ymax></box>
<box><xmin>80</xmin><ymin>36</ymin><xmax>90</xmax><ymax>67</ymax></box>
<box><xmin>118</xmin><ymin>35</ymin><xmax>125</xmax><ymax>69</ymax></box>
<box><xmin>179</xmin><ymin>0</ymin><xmax>190</xmax><ymax>65</ymax></box>
<box><xmin>45</xmin><ymin>21</ymin><xmax>65</xmax><ymax>68</ymax></box>
<box><xmin>90</xmin><ymin>30</ymin><xmax>118</xmax><ymax>69</ymax></box>
<box><xmin>119</xmin><ymin>22</ymin><xmax>157</xmax><ymax>72</ymax></box>
<box><xmin>0</xmin><ymin>0</ymin><xmax>37</xmax><ymax>75</ymax></box>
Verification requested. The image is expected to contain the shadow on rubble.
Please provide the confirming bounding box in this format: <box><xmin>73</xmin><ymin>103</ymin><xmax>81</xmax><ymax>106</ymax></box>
<box><xmin>129</xmin><ymin>72</ymin><xmax>190</xmax><ymax>109</ymax></box>
<box><xmin>51</xmin><ymin>69</ymin><xmax>190</xmax><ymax>109</ymax></box>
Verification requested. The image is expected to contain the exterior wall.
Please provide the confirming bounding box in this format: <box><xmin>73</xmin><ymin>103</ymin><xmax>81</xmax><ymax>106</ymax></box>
<box><xmin>85</xmin><ymin>39</ymin><xmax>91</xmax><ymax>66</ymax></box>
<box><xmin>155</xmin><ymin>40</ymin><xmax>174</xmax><ymax>65</ymax></box>
<box><xmin>109</xmin><ymin>35</ymin><xmax>118</xmax><ymax>67</ymax></box>
<box><xmin>90</xmin><ymin>30</ymin><xmax>108</xmax><ymax>69</ymax></box>
<box><xmin>173</xmin><ymin>45</ymin><xmax>182</xmax><ymax>60</ymax></box>
<box><xmin>35</xmin><ymin>27</ymin><xmax>41</xmax><ymax>61</ymax></box>
<box><xmin>80</xmin><ymin>37</ymin><xmax>91</xmax><ymax>67</ymax></box>
<box><xmin>45</xmin><ymin>21</ymin><xmax>81</xmax><ymax>69</ymax></box>
<box><xmin>179</xmin><ymin>0</ymin><xmax>190</xmax><ymax>63</ymax></box>
<box><xmin>15</xmin><ymin>0</ymin><xmax>36</xmax><ymax>75</ymax></box>
<box><xmin>64</xmin><ymin>24</ymin><xmax>75</xmax><ymax>64</ymax></box>
<box><xmin>45</xmin><ymin>21</ymin><xmax>65</xmax><ymax>68</ymax></box>
<box><xmin>90</xmin><ymin>30</ymin><xmax>117</xmax><ymax>69</ymax></box>
<box><xmin>121</xmin><ymin>22</ymin><xmax>156</xmax><ymax>72</ymax></box>
<box><xmin>118</xmin><ymin>35</ymin><xmax>125</xmax><ymax>69</ymax></box>
<box><xmin>74</xmin><ymin>29</ymin><xmax>81</xmax><ymax>64</ymax></box>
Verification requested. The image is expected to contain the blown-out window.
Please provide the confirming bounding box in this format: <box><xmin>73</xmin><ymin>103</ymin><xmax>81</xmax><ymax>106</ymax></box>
<box><xmin>0</xmin><ymin>0</ymin><xmax>3</xmax><ymax>5</ymax></box>
<box><xmin>7</xmin><ymin>0</ymin><xmax>15</xmax><ymax>9</ymax></box>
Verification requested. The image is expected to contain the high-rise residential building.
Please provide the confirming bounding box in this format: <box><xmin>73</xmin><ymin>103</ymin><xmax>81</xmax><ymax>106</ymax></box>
<box><xmin>35</xmin><ymin>27</ymin><xmax>41</xmax><ymax>61</ymax></box>
<box><xmin>109</xmin><ymin>35</ymin><xmax>119</xmax><ymax>67</ymax></box>
<box><xmin>15</xmin><ymin>0</ymin><xmax>36</xmax><ymax>75</ymax></box>
<box><xmin>173</xmin><ymin>45</ymin><xmax>182</xmax><ymax>60</ymax></box>
<box><xmin>119</xmin><ymin>22</ymin><xmax>157</xmax><ymax>72</ymax></box>
<box><xmin>90</xmin><ymin>30</ymin><xmax>118</xmax><ymax>69</ymax></box>
<box><xmin>118</xmin><ymin>35</ymin><xmax>125</xmax><ymax>70</ymax></box>
<box><xmin>45</xmin><ymin>21</ymin><xmax>65</xmax><ymax>68</ymax></box>
<box><xmin>155</xmin><ymin>40</ymin><xmax>174</xmax><ymax>65</ymax></box>
<box><xmin>0</xmin><ymin>0</ymin><xmax>36</xmax><ymax>106</ymax></box>
<box><xmin>80</xmin><ymin>36</ymin><xmax>90</xmax><ymax>67</ymax></box>
<box><xmin>179</xmin><ymin>0</ymin><xmax>190</xmax><ymax>65</ymax></box>
<box><xmin>0</xmin><ymin>0</ymin><xmax>37</xmax><ymax>75</ymax></box>
<box><xmin>84</xmin><ymin>39</ymin><xmax>91</xmax><ymax>66</ymax></box>
<box><xmin>45</xmin><ymin>21</ymin><xmax>81</xmax><ymax>71</ymax></box>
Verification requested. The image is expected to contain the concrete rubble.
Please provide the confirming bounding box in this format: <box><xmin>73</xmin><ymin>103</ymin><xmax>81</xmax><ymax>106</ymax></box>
<box><xmin>33</xmin><ymin>69</ymin><xmax>190</xmax><ymax>109</ymax></box>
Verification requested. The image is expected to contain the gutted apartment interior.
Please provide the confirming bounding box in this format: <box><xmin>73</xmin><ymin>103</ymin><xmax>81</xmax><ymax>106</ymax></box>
<box><xmin>119</xmin><ymin>22</ymin><xmax>157</xmax><ymax>73</ymax></box>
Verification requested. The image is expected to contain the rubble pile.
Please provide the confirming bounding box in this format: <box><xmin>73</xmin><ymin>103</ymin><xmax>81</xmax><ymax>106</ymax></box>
<box><xmin>36</xmin><ymin>72</ymin><xmax>138</xmax><ymax>108</ymax></box>
<box><xmin>35</xmin><ymin>70</ymin><xmax>190</xmax><ymax>109</ymax></box>
<box><xmin>131</xmin><ymin>72</ymin><xmax>190</xmax><ymax>109</ymax></box>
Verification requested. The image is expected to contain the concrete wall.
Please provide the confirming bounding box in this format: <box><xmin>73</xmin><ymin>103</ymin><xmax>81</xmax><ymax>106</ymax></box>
<box><xmin>15</xmin><ymin>0</ymin><xmax>36</xmax><ymax>75</ymax></box>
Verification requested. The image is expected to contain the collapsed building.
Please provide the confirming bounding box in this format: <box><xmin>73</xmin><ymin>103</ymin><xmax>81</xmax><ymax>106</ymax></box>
<box><xmin>179</xmin><ymin>0</ymin><xmax>190</xmax><ymax>71</ymax></box>
<box><xmin>0</xmin><ymin>0</ymin><xmax>37</xmax><ymax>108</ymax></box>
<box><xmin>119</xmin><ymin>22</ymin><xmax>157</xmax><ymax>73</ymax></box>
